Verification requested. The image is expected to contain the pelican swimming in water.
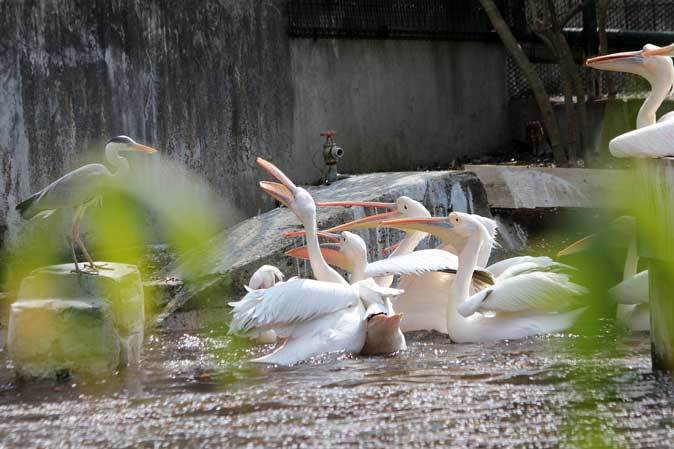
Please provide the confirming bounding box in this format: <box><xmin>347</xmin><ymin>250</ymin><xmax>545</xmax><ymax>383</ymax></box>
<box><xmin>15</xmin><ymin>136</ymin><xmax>158</xmax><ymax>273</ymax></box>
<box><xmin>558</xmin><ymin>216</ymin><xmax>649</xmax><ymax>331</ymax></box>
<box><xmin>228</xmin><ymin>158</ymin><xmax>403</xmax><ymax>365</ymax></box>
<box><xmin>586</xmin><ymin>44</ymin><xmax>674</xmax><ymax>157</ymax></box>
<box><xmin>314</xmin><ymin>198</ymin><xmax>562</xmax><ymax>332</ymax></box>
<box><xmin>381</xmin><ymin>212</ymin><xmax>588</xmax><ymax>342</ymax></box>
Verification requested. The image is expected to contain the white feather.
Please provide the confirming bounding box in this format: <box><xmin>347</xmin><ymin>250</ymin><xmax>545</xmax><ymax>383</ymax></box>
<box><xmin>610</xmin><ymin>270</ymin><xmax>648</xmax><ymax>305</ymax></box>
<box><xmin>457</xmin><ymin>271</ymin><xmax>588</xmax><ymax>317</ymax></box>
<box><xmin>364</xmin><ymin>249</ymin><xmax>459</xmax><ymax>278</ymax></box>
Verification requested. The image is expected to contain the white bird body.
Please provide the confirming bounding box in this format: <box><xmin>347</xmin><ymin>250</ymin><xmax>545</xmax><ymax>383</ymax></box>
<box><xmin>383</xmin><ymin>212</ymin><xmax>588</xmax><ymax>342</ymax></box>
<box><xmin>586</xmin><ymin>44</ymin><xmax>674</xmax><ymax>158</ymax></box>
<box><xmin>243</xmin><ymin>265</ymin><xmax>286</xmax><ymax>344</ymax></box>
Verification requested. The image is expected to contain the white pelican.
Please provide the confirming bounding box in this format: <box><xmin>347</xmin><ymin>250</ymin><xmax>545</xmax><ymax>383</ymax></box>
<box><xmin>315</xmin><ymin>199</ymin><xmax>563</xmax><ymax>332</ymax></box>
<box><xmin>243</xmin><ymin>265</ymin><xmax>286</xmax><ymax>344</ymax></box>
<box><xmin>228</xmin><ymin>158</ymin><xmax>403</xmax><ymax>365</ymax></box>
<box><xmin>15</xmin><ymin>136</ymin><xmax>158</xmax><ymax>273</ymax></box>
<box><xmin>558</xmin><ymin>216</ymin><xmax>649</xmax><ymax>331</ymax></box>
<box><xmin>286</xmin><ymin>230</ymin><xmax>497</xmax><ymax>334</ymax></box>
<box><xmin>585</xmin><ymin>44</ymin><xmax>674</xmax><ymax>157</ymax></box>
<box><xmin>381</xmin><ymin>212</ymin><xmax>588</xmax><ymax>342</ymax></box>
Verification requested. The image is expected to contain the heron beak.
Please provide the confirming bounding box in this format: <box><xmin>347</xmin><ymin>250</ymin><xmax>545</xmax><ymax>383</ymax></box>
<box><xmin>259</xmin><ymin>181</ymin><xmax>294</xmax><ymax>207</ymax></box>
<box><xmin>557</xmin><ymin>233</ymin><xmax>597</xmax><ymax>257</ymax></box>
<box><xmin>643</xmin><ymin>44</ymin><xmax>674</xmax><ymax>57</ymax></box>
<box><xmin>318</xmin><ymin>201</ymin><xmax>399</xmax><ymax>232</ymax></box>
<box><xmin>131</xmin><ymin>143</ymin><xmax>158</xmax><ymax>154</ymax></box>
<box><xmin>283</xmin><ymin>230</ymin><xmax>341</xmax><ymax>241</ymax></box>
<box><xmin>381</xmin><ymin>217</ymin><xmax>454</xmax><ymax>242</ymax></box>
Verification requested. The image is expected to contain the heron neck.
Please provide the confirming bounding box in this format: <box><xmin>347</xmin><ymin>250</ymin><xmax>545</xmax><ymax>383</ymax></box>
<box><xmin>638</xmin><ymin>68</ymin><xmax>674</xmax><ymax>128</ymax></box>
<box><xmin>624</xmin><ymin>237</ymin><xmax>639</xmax><ymax>280</ymax></box>
<box><xmin>105</xmin><ymin>146</ymin><xmax>130</xmax><ymax>176</ymax></box>
<box><xmin>305</xmin><ymin>221</ymin><xmax>348</xmax><ymax>285</ymax></box>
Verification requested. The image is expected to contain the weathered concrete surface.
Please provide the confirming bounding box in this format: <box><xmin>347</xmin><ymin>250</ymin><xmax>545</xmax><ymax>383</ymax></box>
<box><xmin>8</xmin><ymin>262</ymin><xmax>144</xmax><ymax>375</ymax></box>
<box><xmin>465</xmin><ymin>165</ymin><xmax>630</xmax><ymax>209</ymax></box>
<box><xmin>1</xmin><ymin>0</ymin><xmax>511</xmax><ymax>248</ymax></box>
<box><xmin>158</xmin><ymin>171</ymin><xmax>490</xmax><ymax>323</ymax></box>
<box><xmin>290</xmin><ymin>39</ymin><xmax>510</xmax><ymax>176</ymax></box>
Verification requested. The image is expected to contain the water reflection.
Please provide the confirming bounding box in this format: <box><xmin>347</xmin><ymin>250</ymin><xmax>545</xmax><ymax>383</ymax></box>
<box><xmin>0</xmin><ymin>322</ymin><xmax>671</xmax><ymax>448</ymax></box>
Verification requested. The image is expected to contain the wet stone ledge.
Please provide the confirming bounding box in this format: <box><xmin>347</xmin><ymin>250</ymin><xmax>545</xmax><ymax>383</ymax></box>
<box><xmin>158</xmin><ymin>170</ymin><xmax>490</xmax><ymax>323</ymax></box>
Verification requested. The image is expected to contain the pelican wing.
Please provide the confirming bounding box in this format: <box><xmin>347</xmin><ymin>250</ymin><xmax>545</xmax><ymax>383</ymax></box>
<box><xmin>487</xmin><ymin>256</ymin><xmax>554</xmax><ymax>278</ymax></box>
<box><xmin>457</xmin><ymin>271</ymin><xmax>587</xmax><ymax>317</ymax></box>
<box><xmin>229</xmin><ymin>278</ymin><xmax>358</xmax><ymax>333</ymax></box>
<box><xmin>610</xmin><ymin>270</ymin><xmax>649</xmax><ymax>305</ymax></box>
<box><xmin>364</xmin><ymin>249</ymin><xmax>459</xmax><ymax>278</ymax></box>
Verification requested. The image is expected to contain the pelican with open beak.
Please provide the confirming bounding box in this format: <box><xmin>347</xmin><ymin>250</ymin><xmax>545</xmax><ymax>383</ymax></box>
<box><xmin>380</xmin><ymin>213</ymin><xmax>587</xmax><ymax>342</ymax></box>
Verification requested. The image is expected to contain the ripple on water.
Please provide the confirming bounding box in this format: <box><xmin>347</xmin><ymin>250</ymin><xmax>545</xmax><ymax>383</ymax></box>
<box><xmin>0</xmin><ymin>325</ymin><xmax>673</xmax><ymax>448</ymax></box>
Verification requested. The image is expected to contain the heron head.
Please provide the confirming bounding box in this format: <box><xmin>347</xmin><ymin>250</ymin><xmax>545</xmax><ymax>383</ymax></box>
<box><xmin>106</xmin><ymin>135</ymin><xmax>158</xmax><ymax>154</ymax></box>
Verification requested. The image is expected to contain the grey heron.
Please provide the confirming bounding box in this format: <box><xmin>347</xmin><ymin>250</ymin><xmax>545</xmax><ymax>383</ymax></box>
<box><xmin>15</xmin><ymin>136</ymin><xmax>158</xmax><ymax>273</ymax></box>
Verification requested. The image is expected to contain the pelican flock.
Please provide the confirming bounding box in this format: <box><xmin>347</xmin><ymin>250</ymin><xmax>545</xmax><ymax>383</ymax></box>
<box><xmin>227</xmin><ymin>158</ymin><xmax>589</xmax><ymax>364</ymax></box>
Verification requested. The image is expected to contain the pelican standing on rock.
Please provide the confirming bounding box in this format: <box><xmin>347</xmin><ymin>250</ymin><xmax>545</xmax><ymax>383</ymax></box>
<box><xmin>15</xmin><ymin>136</ymin><xmax>158</xmax><ymax>273</ymax></box>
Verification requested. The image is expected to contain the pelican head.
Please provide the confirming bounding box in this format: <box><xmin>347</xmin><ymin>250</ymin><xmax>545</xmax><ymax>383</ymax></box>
<box><xmin>585</xmin><ymin>44</ymin><xmax>674</xmax><ymax>86</ymax></box>
<box><xmin>285</xmin><ymin>230</ymin><xmax>366</xmax><ymax>273</ymax></box>
<box><xmin>106</xmin><ymin>135</ymin><xmax>158</xmax><ymax>154</ymax></box>
<box><xmin>316</xmin><ymin>196</ymin><xmax>431</xmax><ymax>232</ymax></box>
<box><xmin>257</xmin><ymin>157</ymin><xmax>316</xmax><ymax>222</ymax></box>
<box><xmin>642</xmin><ymin>43</ymin><xmax>674</xmax><ymax>57</ymax></box>
<box><xmin>381</xmin><ymin>211</ymin><xmax>495</xmax><ymax>251</ymax></box>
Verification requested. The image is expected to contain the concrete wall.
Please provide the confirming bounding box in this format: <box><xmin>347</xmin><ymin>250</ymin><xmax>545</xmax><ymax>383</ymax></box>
<box><xmin>0</xmin><ymin>0</ymin><xmax>510</xmax><ymax>248</ymax></box>
<box><xmin>290</xmin><ymin>39</ymin><xmax>510</xmax><ymax>177</ymax></box>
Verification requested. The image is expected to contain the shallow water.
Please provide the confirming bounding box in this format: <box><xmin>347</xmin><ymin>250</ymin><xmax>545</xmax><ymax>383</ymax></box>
<box><xmin>0</xmin><ymin>321</ymin><xmax>672</xmax><ymax>448</ymax></box>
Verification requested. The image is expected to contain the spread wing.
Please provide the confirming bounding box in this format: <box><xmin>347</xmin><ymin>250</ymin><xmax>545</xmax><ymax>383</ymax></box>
<box><xmin>457</xmin><ymin>272</ymin><xmax>587</xmax><ymax>317</ymax></box>
<box><xmin>229</xmin><ymin>278</ymin><xmax>358</xmax><ymax>333</ymax></box>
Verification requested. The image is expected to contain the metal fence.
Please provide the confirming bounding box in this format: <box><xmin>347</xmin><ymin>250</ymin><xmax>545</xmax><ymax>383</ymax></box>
<box><xmin>288</xmin><ymin>0</ymin><xmax>674</xmax><ymax>98</ymax></box>
<box><xmin>288</xmin><ymin>0</ymin><xmax>502</xmax><ymax>40</ymax></box>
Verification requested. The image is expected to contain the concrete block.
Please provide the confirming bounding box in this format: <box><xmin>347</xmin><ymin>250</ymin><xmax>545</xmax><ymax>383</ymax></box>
<box><xmin>8</xmin><ymin>262</ymin><xmax>145</xmax><ymax>376</ymax></box>
<box><xmin>8</xmin><ymin>299</ymin><xmax>120</xmax><ymax>377</ymax></box>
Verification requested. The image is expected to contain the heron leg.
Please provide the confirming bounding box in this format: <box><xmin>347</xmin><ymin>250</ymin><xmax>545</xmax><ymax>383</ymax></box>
<box><xmin>70</xmin><ymin>218</ymin><xmax>81</xmax><ymax>273</ymax></box>
<box><xmin>71</xmin><ymin>205</ymin><xmax>99</xmax><ymax>273</ymax></box>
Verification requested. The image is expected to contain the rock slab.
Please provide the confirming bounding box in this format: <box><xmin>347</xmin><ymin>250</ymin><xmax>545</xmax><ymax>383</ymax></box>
<box><xmin>159</xmin><ymin>171</ymin><xmax>490</xmax><ymax>322</ymax></box>
<box><xmin>8</xmin><ymin>262</ymin><xmax>145</xmax><ymax>377</ymax></box>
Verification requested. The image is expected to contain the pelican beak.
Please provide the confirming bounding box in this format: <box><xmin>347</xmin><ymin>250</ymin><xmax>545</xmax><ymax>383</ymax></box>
<box><xmin>557</xmin><ymin>233</ymin><xmax>597</xmax><ymax>257</ymax></box>
<box><xmin>381</xmin><ymin>217</ymin><xmax>454</xmax><ymax>242</ymax></box>
<box><xmin>643</xmin><ymin>44</ymin><xmax>674</xmax><ymax>57</ymax></box>
<box><xmin>259</xmin><ymin>181</ymin><xmax>294</xmax><ymax>207</ymax></box>
<box><xmin>585</xmin><ymin>50</ymin><xmax>644</xmax><ymax>70</ymax></box>
<box><xmin>257</xmin><ymin>157</ymin><xmax>299</xmax><ymax>207</ymax></box>
<box><xmin>382</xmin><ymin>241</ymin><xmax>401</xmax><ymax>255</ymax></box>
<box><xmin>285</xmin><ymin>243</ymin><xmax>352</xmax><ymax>271</ymax></box>
<box><xmin>283</xmin><ymin>230</ymin><xmax>340</xmax><ymax>241</ymax></box>
<box><xmin>367</xmin><ymin>313</ymin><xmax>403</xmax><ymax>330</ymax></box>
<box><xmin>317</xmin><ymin>201</ymin><xmax>398</xmax><ymax>232</ymax></box>
<box><xmin>131</xmin><ymin>143</ymin><xmax>158</xmax><ymax>154</ymax></box>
